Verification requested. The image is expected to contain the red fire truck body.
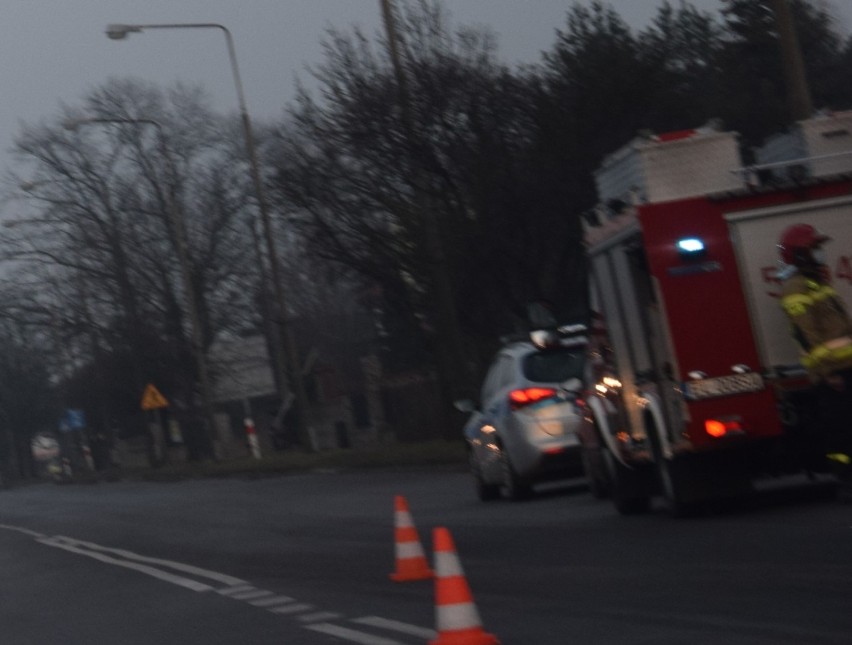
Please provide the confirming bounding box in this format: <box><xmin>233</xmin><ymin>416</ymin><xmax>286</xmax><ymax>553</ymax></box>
<box><xmin>583</xmin><ymin>114</ymin><xmax>852</xmax><ymax>514</ymax></box>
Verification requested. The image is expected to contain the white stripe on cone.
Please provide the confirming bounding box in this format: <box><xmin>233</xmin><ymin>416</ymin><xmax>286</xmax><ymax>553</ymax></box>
<box><xmin>435</xmin><ymin>601</ymin><xmax>485</xmax><ymax>632</ymax></box>
<box><xmin>434</xmin><ymin>551</ymin><xmax>464</xmax><ymax>577</ymax></box>
<box><xmin>396</xmin><ymin>541</ymin><xmax>426</xmax><ymax>559</ymax></box>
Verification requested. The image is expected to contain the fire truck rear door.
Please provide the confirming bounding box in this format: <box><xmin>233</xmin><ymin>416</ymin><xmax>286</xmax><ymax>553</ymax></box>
<box><xmin>726</xmin><ymin>194</ymin><xmax>852</xmax><ymax>374</ymax></box>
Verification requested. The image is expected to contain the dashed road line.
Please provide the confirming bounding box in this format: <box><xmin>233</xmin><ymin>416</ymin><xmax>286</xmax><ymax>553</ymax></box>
<box><xmin>269</xmin><ymin>602</ymin><xmax>315</xmax><ymax>615</ymax></box>
<box><xmin>298</xmin><ymin>611</ymin><xmax>342</xmax><ymax>623</ymax></box>
<box><xmin>306</xmin><ymin>623</ymin><xmax>407</xmax><ymax>645</ymax></box>
<box><xmin>249</xmin><ymin>595</ymin><xmax>295</xmax><ymax>607</ymax></box>
<box><xmin>217</xmin><ymin>584</ymin><xmax>257</xmax><ymax>596</ymax></box>
<box><xmin>2</xmin><ymin>522</ymin><xmax>438</xmax><ymax>643</ymax></box>
<box><xmin>352</xmin><ymin>616</ymin><xmax>437</xmax><ymax>640</ymax></box>
<box><xmin>230</xmin><ymin>589</ymin><xmax>275</xmax><ymax>601</ymax></box>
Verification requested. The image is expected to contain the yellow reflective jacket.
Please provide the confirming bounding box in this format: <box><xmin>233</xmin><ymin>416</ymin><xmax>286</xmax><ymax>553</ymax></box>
<box><xmin>780</xmin><ymin>272</ymin><xmax>852</xmax><ymax>379</ymax></box>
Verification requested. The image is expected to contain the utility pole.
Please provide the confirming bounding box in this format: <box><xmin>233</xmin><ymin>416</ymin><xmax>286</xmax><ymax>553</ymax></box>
<box><xmin>770</xmin><ymin>0</ymin><xmax>813</xmax><ymax>121</ymax></box>
<box><xmin>379</xmin><ymin>0</ymin><xmax>474</xmax><ymax>411</ymax></box>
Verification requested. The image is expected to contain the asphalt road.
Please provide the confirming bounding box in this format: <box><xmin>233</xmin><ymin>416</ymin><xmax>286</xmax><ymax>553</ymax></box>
<box><xmin>1</xmin><ymin>469</ymin><xmax>850</xmax><ymax>644</ymax></box>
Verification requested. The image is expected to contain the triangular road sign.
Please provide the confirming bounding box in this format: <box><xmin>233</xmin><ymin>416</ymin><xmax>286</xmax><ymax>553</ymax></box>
<box><xmin>141</xmin><ymin>383</ymin><xmax>169</xmax><ymax>411</ymax></box>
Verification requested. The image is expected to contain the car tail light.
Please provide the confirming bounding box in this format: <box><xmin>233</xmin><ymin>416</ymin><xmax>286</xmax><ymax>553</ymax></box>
<box><xmin>509</xmin><ymin>387</ymin><xmax>557</xmax><ymax>410</ymax></box>
<box><xmin>705</xmin><ymin>417</ymin><xmax>744</xmax><ymax>438</ymax></box>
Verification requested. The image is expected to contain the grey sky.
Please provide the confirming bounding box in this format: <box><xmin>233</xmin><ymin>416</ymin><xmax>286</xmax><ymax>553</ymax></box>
<box><xmin>2</xmin><ymin>1</ymin><xmax>850</xmax><ymax>185</ymax></box>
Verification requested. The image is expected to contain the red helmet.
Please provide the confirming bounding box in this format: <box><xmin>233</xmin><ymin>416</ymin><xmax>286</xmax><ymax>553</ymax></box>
<box><xmin>778</xmin><ymin>224</ymin><xmax>830</xmax><ymax>265</ymax></box>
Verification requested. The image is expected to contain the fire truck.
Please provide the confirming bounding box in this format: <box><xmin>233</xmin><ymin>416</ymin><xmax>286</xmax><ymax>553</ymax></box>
<box><xmin>582</xmin><ymin>112</ymin><xmax>852</xmax><ymax>515</ymax></box>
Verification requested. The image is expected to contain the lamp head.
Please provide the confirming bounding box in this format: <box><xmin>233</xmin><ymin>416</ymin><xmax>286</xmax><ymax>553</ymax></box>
<box><xmin>105</xmin><ymin>24</ymin><xmax>141</xmax><ymax>40</ymax></box>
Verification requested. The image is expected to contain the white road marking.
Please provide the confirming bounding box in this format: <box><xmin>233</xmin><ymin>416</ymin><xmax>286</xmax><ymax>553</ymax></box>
<box><xmin>50</xmin><ymin>535</ymin><xmax>246</xmax><ymax>586</ymax></box>
<box><xmin>352</xmin><ymin>616</ymin><xmax>437</xmax><ymax>639</ymax></box>
<box><xmin>217</xmin><ymin>584</ymin><xmax>257</xmax><ymax>596</ymax></box>
<box><xmin>269</xmin><ymin>602</ymin><xmax>314</xmax><ymax>615</ymax></box>
<box><xmin>298</xmin><ymin>611</ymin><xmax>342</xmax><ymax>623</ymax></box>
<box><xmin>37</xmin><ymin>537</ymin><xmax>213</xmax><ymax>592</ymax></box>
<box><xmin>0</xmin><ymin>523</ymin><xmax>46</xmax><ymax>539</ymax></box>
<box><xmin>249</xmin><ymin>595</ymin><xmax>295</xmax><ymax>607</ymax></box>
<box><xmin>306</xmin><ymin>623</ymin><xmax>407</xmax><ymax>645</ymax></box>
<box><xmin>230</xmin><ymin>589</ymin><xmax>274</xmax><ymax>601</ymax></box>
<box><xmin>4</xmin><ymin>521</ymin><xmax>431</xmax><ymax>643</ymax></box>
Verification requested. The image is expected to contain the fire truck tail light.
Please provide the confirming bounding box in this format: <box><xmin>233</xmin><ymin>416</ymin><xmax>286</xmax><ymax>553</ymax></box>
<box><xmin>705</xmin><ymin>417</ymin><xmax>744</xmax><ymax>438</ymax></box>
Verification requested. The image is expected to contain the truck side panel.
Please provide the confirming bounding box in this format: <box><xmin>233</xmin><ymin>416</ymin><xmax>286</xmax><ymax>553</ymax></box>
<box><xmin>590</xmin><ymin>227</ymin><xmax>687</xmax><ymax>452</ymax></box>
<box><xmin>590</xmin><ymin>246</ymin><xmax>647</xmax><ymax>439</ymax></box>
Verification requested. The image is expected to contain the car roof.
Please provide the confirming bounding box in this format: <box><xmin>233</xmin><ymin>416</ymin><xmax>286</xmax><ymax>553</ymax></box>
<box><xmin>499</xmin><ymin>342</ymin><xmax>536</xmax><ymax>359</ymax></box>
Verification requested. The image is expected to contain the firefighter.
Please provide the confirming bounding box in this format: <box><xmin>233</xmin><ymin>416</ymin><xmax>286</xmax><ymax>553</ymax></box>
<box><xmin>778</xmin><ymin>223</ymin><xmax>852</xmax><ymax>501</ymax></box>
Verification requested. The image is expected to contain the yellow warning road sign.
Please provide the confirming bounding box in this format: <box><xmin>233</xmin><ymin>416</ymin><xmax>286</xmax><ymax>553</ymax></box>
<box><xmin>141</xmin><ymin>383</ymin><xmax>169</xmax><ymax>410</ymax></box>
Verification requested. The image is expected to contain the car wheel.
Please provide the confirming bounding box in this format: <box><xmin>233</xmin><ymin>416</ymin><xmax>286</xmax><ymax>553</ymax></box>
<box><xmin>500</xmin><ymin>449</ymin><xmax>532</xmax><ymax>501</ymax></box>
<box><xmin>601</xmin><ymin>442</ymin><xmax>649</xmax><ymax>515</ymax></box>
<box><xmin>469</xmin><ymin>450</ymin><xmax>500</xmax><ymax>502</ymax></box>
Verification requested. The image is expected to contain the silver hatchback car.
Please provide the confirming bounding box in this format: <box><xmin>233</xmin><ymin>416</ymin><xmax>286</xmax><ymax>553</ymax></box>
<box><xmin>457</xmin><ymin>331</ymin><xmax>589</xmax><ymax>501</ymax></box>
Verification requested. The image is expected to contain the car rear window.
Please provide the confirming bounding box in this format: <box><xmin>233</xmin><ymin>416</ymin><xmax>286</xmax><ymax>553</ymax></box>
<box><xmin>523</xmin><ymin>349</ymin><xmax>585</xmax><ymax>383</ymax></box>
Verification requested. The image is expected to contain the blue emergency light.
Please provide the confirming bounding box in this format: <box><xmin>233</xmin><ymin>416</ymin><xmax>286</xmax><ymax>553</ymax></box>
<box><xmin>676</xmin><ymin>237</ymin><xmax>706</xmax><ymax>255</ymax></box>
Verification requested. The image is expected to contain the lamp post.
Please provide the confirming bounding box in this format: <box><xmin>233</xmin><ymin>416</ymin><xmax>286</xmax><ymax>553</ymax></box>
<box><xmin>64</xmin><ymin>116</ymin><xmax>217</xmax><ymax>460</ymax></box>
<box><xmin>105</xmin><ymin>22</ymin><xmax>310</xmax><ymax>449</ymax></box>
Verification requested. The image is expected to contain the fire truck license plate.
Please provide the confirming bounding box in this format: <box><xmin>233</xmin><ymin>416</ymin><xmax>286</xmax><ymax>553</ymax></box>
<box><xmin>684</xmin><ymin>372</ymin><xmax>764</xmax><ymax>400</ymax></box>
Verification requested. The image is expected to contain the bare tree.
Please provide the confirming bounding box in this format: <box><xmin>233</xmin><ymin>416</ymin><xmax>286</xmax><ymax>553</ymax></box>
<box><xmin>1</xmin><ymin>79</ymin><xmax>262</xmax><ymax>460</ymax></box>
<box><xmin>268</xmin><ymin>0</ymin><xmax>588</xmax><ymax>395</ymax></box>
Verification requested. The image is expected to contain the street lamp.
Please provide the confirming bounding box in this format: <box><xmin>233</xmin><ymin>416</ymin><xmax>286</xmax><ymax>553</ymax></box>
<box><xmin>64</xmin><ymin>116</ymin><xmax>218</xmax><ymax>460</ymax></box>
<box><xmin>105</xmin><ymin>22</ymin><xmax>311</xmax><ymax>449</ymax></box>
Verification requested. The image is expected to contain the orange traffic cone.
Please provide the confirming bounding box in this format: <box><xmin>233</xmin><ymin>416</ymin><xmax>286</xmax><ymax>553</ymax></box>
<box><xmin>389</xmin><ymin>495</ymin><xmax>433</xmax><ymax>582</ymax></box>
<box><xmin>430</xmin><ymin>527</ymin><xmax>500</xmax><ymax>645</ymax></box>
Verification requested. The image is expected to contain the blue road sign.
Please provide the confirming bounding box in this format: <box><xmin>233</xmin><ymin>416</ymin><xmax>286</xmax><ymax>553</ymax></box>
<box><xmin>65</xmin><ymin>408</ymin><xmax>86</xmax><ymax>430</ymax></box>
